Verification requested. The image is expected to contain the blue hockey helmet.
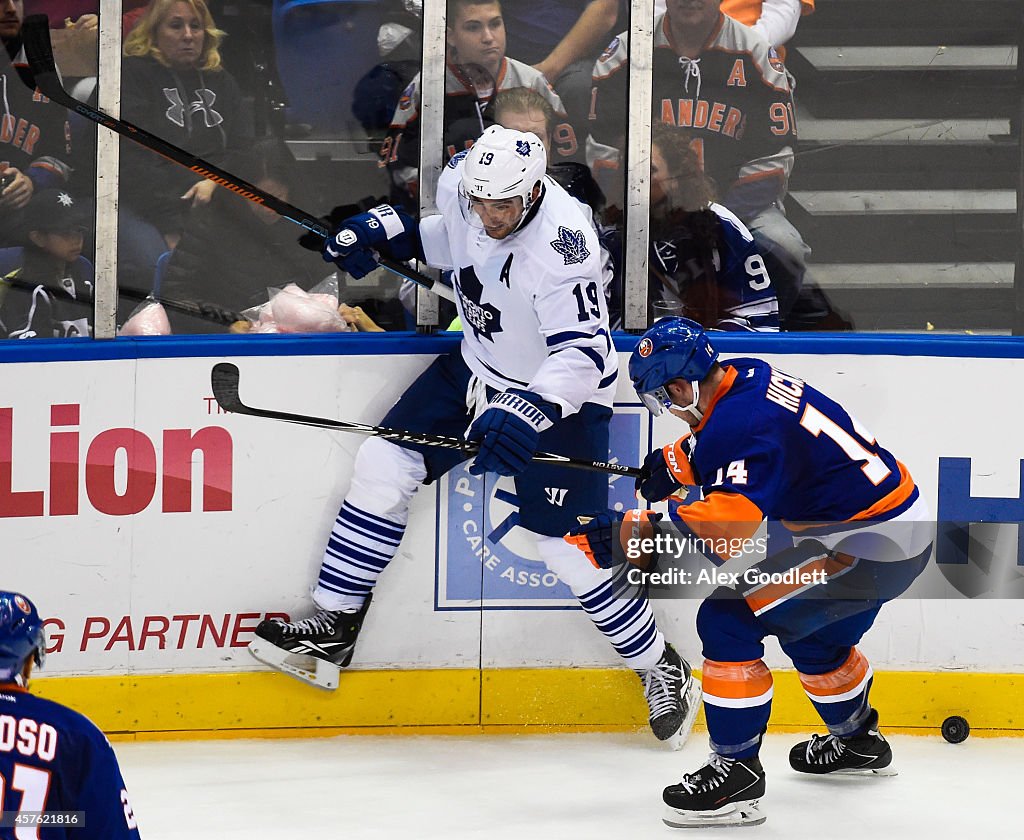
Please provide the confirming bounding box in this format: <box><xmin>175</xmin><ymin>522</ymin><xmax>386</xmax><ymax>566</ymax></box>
<box><xmin>628</xmin><ymin>317</ymin><xmax>718</xmax><ymax>417</ymax></box>
<box><xmin>0</xmin><ymin>592</ymin><xmax>46</xmax><ymax>682</ymax></box>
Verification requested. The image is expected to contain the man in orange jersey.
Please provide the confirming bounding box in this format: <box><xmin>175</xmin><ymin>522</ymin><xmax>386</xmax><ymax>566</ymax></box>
<box><xmin>565</xmin><ymin>318</ymin><xmax>933</xmax><ymax>827</ymax></box>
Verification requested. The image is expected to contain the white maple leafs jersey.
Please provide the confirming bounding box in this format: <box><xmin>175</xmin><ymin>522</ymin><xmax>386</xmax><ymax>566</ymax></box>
<box><xmin>419</xmin><ymin>153</ymin><xmax>618</xmax><ymax>415</ymax></box>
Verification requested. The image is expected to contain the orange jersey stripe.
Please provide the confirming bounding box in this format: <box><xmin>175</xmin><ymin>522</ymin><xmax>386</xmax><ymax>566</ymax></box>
<box><xmin>783</xmin><ymin>462</ymin><xmax>918</xmax><ymax>533</ymax></box>
<box><xmin>799</xmin><ymin>648</ymin><xmax>872</xmax><ymax>701</ymax></box>
<box><xmin>692</xmin><ymin>366</ymin><xmax>739</xmax><ymax>433</ymax></box>
<box><xmin>850</xmin><ymin>461</ymin><xmax>916</xmax><ymax>522</ymax></box>
<box><xmin>744</xmin><ymin>551</ymin><xmax>855</xmax><ymax>616</ymax></box>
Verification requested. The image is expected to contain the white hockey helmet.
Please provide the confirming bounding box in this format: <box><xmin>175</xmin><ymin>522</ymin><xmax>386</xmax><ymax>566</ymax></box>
<box><xmin>459</xmin><ymin>125</ymin><xmax>547</xmax><ymax>230</ymax></box>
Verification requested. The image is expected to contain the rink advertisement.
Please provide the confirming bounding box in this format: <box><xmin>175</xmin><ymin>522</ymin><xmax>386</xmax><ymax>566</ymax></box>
<box><xmin>434</xmin><ymin>407</ymin><xmax>647</xmax><ymax>608</ymax></box>
<box><xmin>2</xmin><ymin>333</ymin><xmax>1024</xmax><ymax>735</ymax></box>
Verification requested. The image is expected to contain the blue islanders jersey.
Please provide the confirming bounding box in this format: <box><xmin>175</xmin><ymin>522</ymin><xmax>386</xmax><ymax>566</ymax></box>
<box><xmin>651</xmin><ymin>204</ymin><xmax>780</xmax><ymax>332</ymax></box>
<box><xmin>668</xmin><ymin>358</ymin><xmax>924</xmax><ymax>560</ymax></box>
<box><xmin>603</xmin><ymin>204</ymin><xmax>779</xmax><ymax>331</ymax></box>
<box><xmin>0</xmin><ymin>687</ymin><xmax>140</xmax><ymax>840</ymax></box>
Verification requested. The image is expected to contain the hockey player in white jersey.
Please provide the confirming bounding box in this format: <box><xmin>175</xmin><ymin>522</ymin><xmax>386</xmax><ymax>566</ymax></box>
<box><xmin>249</xmin><ymin>125</ymin><xmax>700</xmax><ymax>748</ymax></box>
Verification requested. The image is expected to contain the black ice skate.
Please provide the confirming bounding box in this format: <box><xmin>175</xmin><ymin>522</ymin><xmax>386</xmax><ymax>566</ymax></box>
<box><xmin>663</xmin><ymin>753</ymin><xmax>766</xmax><ymax>828</ymax></box>
<box><xmin>248</xmin><ymin>595</ymin><xmax>372</xmax><ymax>690</ymax></box>
<box><xmin>789</xmin><ymin>708</ymin><xmax>896</xmax><ymax>776</ymax></box>
<box><xmin>637</xmin><ymin>643</ymin><xmax>702</xmax><ymax>750</ymax></box>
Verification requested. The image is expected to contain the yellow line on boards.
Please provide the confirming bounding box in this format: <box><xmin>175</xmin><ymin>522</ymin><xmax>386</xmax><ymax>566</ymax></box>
<box><xmin>30</xmin><ymin>668</ymin><xmax>1022</xmax><ymax>740</ymax></box>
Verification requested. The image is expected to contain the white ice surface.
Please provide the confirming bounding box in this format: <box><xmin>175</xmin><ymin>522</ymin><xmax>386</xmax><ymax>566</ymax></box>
<box><xmin>120</xmin><ymin>731</ymin><xmax>1017</xmax><ymax>838</ymax></box>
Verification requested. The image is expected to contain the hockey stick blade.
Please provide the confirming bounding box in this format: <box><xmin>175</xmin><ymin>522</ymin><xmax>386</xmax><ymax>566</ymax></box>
<box><xmin>19</xmin><ymin>15</ymin><xmax>454</xmax><ymax>304</ymax></box>
<box><xmin>211</xmin><ymin>362</ymin><xmax>475</xmax><ymax>453</ymax></box>
<box><xmin>211</xmin><ymin>363</ymin><xmax>641</xmax><ymax>477</ymax></box>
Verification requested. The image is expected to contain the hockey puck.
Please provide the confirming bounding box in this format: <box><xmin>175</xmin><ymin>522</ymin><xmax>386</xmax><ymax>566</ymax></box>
<box><xmin>941</xmin><ymin>715</ymin><xmax>970</xmax><ymax>743</ymax></box>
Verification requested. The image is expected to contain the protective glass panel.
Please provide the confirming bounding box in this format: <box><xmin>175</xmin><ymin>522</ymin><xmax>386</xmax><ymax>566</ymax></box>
<box><xmin>114</xmin><ymin>0</ymin><xmax>410</xmax><ymax>337</ymax></box>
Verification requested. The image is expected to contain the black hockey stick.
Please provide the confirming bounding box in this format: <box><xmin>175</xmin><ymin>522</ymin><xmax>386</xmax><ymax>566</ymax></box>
<box><xmin>211</xmin><ymin>362</ymin><xmax>641</xmax><ymax>478</ymax></box>
<box><xmin>0</xmin><ymin>273</ymin><xmax>243</xmax><ymax>327</ymax></box>
<box><xmin>19</xmin><ymin>15</ymin><xmax>455</xmax><ymax>304</ymax></box>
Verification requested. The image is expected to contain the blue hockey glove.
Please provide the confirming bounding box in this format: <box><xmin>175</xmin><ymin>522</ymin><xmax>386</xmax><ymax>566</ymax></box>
<box><xmin>565</xmin><ymin>509</ymin><xmax>663</xmax><ymax>571</ymax></box>
<box><xmin>467</xmin><ymin>390</ymin><xmax>560</xmax><ymax>477</ymax></box>
<box><xmin>323</xmin><ymin>204</ymin><xmax>422</xmax><ymax>279</ymax></box>
<box><xmin>635</xmin><ymin>435</ymin><xmax>696</xmax><ymax>502</ymax></box>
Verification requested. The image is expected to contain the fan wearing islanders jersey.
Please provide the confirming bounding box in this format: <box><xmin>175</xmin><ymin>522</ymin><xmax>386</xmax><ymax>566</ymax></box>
<box><xmin>587</xmin><ymin>0</ymin><xmax>817</xmax><ymax>327</ymax></box>
<box><xmin>0</xmin><ymin>592</ymin><xmax>142</xmax><ymax>840</ymax></box>
<box><xmin>249</xmin><ymin>126</ymin><xmax>702</xmax><ymax>753</ymax></box>
<box><xmin>565</xmin><ymin>317</ymin><xmax>932</xmax><ymax>828</ymax></box>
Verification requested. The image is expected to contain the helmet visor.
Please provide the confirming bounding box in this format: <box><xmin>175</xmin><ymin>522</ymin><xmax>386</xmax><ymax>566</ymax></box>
<box><xmin>34</xmin><ymin>626</ymin><xmax>47</xmax><ymax>670</ymax></box>
<box><xmin>639</xmin><ymin>386</ymin><xmax>673</xmax><ymax>416</ymax></box>
<box><xmin>457</xmin><ymin>182</ymin><xmax>526</xmax><ymax>234</ymax></box>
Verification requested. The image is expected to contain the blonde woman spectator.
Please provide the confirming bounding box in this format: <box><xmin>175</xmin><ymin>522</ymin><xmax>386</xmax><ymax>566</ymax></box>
<box><xmin>117</xmin><ymin>0</ymin><xmax>251</xmax><ymax>293</ymax></box>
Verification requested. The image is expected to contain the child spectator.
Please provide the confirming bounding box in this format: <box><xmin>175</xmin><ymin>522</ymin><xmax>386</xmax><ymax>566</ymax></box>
<box><xmin>0</xmin><ymin>187</ymin><xmax>93</xmax><ymax>338</ymax></box>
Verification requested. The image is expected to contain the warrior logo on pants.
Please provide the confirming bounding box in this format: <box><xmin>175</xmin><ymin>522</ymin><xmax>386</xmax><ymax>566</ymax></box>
<box><xmin>436</xmin><ymin>408</ymin><xmax>647</xmax><ymax>608</ymax></box>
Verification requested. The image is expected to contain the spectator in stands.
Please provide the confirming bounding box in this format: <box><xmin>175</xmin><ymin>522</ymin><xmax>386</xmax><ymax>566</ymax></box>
<box><xmin>586</xmin><ymin>0</ymin><xmax>817</xmax><ymax>326</ymax></box>
<box><xmin>603</xmin><ymin>123</ymin><xmax>779</xmax><ymax>330</ymax></box>
<box><xmin>0</xmin><ymin>188</ymin><xmax>93</xmax><ymax>338</ymax></box>
<box><xmin>501</xmin><ymin>0</ymin><xmax>621</xmax><ymax>151</ymax></box>
<box><xmin>117</xmin><ymin>0</ymin><xmax>251</xmax><ymax>295</ymax></box>
<box><xmin>377</xmin><ymin>0</ymin><xmax>573</xmax><ymax>209</ymax></box>
<box><xmin>0</xmin><ymin>0</ymin><xmax>73</xmax><ymax>245</ymax></box>
<box><xmin>493</xmin><ymin>86</ymin><xmax>606</xmax><ymax>216</ymax></box>
<box><xmin>720</xmin><ymin>0</ymin><xmax>814</xmax><ymax>53</ymax></box>
<box><xmin>655</xmin><ymin>1</ymin><xmax>814</xmax><ymax>52</ymax></box>
<box><xmin>159</xmin><ymin>137</ymin><xmax>327</xmax><ymax>334</ymax></box>
<box><xmin>352</xmin><ymin>0</ymin><xmax>423</xmax><ymax>135</ymax></box>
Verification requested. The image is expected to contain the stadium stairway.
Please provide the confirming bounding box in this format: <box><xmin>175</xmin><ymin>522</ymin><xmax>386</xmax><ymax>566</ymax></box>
<box><xmin>784</xmin><ymin>0</ymin><xmax>1021</xmax><ymax>331</ymax></box>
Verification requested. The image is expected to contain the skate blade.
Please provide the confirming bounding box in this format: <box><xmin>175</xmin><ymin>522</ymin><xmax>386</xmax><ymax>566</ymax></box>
<box><xmin>663</xmin><ymin>799</ymin><xmax>765</xmax><ymax>829</ymax></box>
<box><xmin>248</xmin><ymin>638</ymin><xmax>340</xmax><ymax>690</ymax></box>
<box><xmin>832</xmin><ymin>765</ymin><xmax>898</xmax><ymax>777</ymax></box>
<box><xmin>664</xmin><ymin>678</ymin><xmax>703</xmax><ymax>751</ymax></box>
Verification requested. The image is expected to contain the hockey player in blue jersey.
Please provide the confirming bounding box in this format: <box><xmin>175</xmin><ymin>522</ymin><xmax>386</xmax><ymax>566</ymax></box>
<box><xmin>0</xmin><ymin>592</ymin><xmax>141</xmax><ymax>839</ymax></box>
<box><xmin>248</xmin><ymin>126</ymin><xmax>701</xmax><ymax>749</ymax></box>
<box><xmin>565</xmin><ymin>318</ymin><xmax>933</xmax><ymax>828</ymax></box>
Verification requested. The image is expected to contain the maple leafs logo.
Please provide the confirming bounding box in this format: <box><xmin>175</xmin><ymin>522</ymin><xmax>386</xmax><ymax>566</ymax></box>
<box><xmin>515</xmin><ymin>139</ymin><xmax>532</xmax><ymax>157</ymax></box>
<box><xmin>549</xmin><ymin>227</ymin><xmax>590</xmax><ymax>265</ymax></box>
<box><xmin>448</xmin><ymin>149</ymin><xmax>469</xmax><ymax>169</ymax></box>
<box><xmin>455</xmin><ymin>266</ymin><xmax>503</xmax><ymax>342</ymax></box>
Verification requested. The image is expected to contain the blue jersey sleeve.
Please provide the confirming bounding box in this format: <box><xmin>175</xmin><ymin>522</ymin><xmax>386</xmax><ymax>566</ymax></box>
<box><xmin>711</xmin><ymin>204</ymin><xmax>779</xmax><ymax>332</ymax></box>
